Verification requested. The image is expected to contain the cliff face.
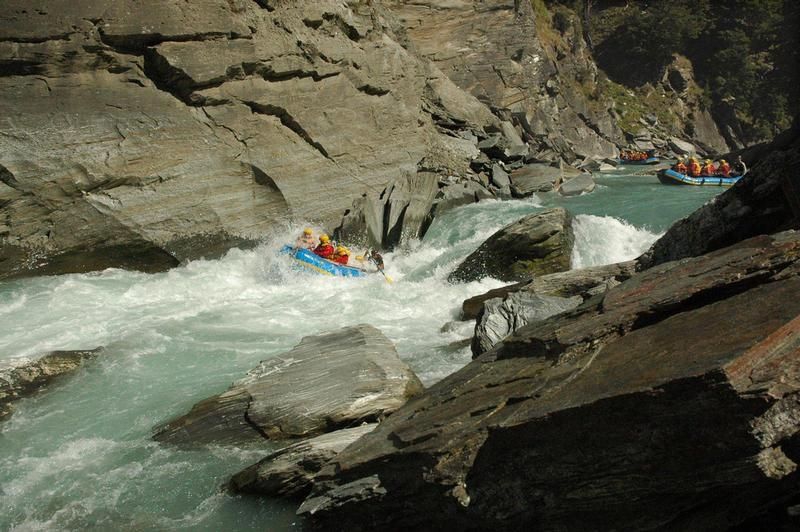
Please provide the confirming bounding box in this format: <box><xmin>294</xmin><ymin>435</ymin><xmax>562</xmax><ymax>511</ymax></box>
<box><xmin>0</xmin><ymin>0</ymin><xmax>501</xmax><ymax>278</ymax></box>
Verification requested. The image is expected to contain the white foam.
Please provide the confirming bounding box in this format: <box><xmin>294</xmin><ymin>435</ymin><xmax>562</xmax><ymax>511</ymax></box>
<box><xmin>571</xmin><ymin>214</ymin><xmax>662</xmax><ymax>269</ymax></box>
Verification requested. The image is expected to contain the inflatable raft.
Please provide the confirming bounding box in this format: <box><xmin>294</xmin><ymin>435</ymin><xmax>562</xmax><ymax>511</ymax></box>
<box><xmin>618</xmin><ymin>156</ymin><xmax>660</xmax><ymax>165</ymax></box>
<box><xmin>280</xmin><ymin>245</ymin><xmax>369</xmax><ymax>278</ymax></box>
<box><xmin>657</xmin><ymin>168</ymin><xmax>742</xmax><ymax>187</ymax></box>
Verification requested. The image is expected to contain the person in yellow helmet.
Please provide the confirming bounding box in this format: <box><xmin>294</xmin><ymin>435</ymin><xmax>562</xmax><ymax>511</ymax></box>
<box><xmin>331</xmin><ymin>245</ymin><xmax>350</xmax><ymax>265</ymax></box>
<box><xmin>295</xmin><ymin>227</ymin><xmax>316</xmax><ymax>249</ymax></box>
<box><xmin>687</xmin><ymin>157</ymin><xmax>702</xmax><ymax>177</ymax></box>
<box><xmin>701</xmin><ymin>159</ymin><xmax>716</xmax><ymax>177</ymax></box>
<box><xmin>313</xmin><ymin>234</ymin><xmax>335</xmax><ymax>259</ymax></box>
<box><xmin>717</xmin><ymin>159</ymin><xmax>731</xmax><ymax>177</ymax></box>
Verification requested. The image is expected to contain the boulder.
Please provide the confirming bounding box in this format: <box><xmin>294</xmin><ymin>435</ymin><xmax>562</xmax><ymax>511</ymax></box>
<box><xmin>471</xmin><ymin>292</ymin><xmax>581</xmax><ymax>357</ymax></box>
<box><xmin>638</xmin><ymin>119</ymin><xmax>800</xmax><ymax>270</ymax></box>
<box><xmin>0</xmin><ymin>348</ymin><xmax>104</xmax><ymax>421</ymax></box>
<box><xmin>431</xmin><ymin>181</ymin><xmax>493</xmax><ymax>218</ymax></box>
<box><xmin>490</xmin><ymin>164</ymin><xmax>510</xmax><ymax>189</ymax></box>
<box><xmin>153</xmin><ymin>325</ymin><xmax>423</xmax><ymax>446</ymax></box>
<box><xmin>558</xmin><ymin>173</ymin><xmax>595</xmax><ymax>196</ymax></box>
<box><xmin>301</xmin><ymin>231</ymin><xmax>800</xmax><ymax>531</ymax></box>
<box><xmin>230</xmin><ymin>423</ymin><xmax>377</xmax><ymax>499</ymax></box>
<box><xmin>509</xmin><ymin>164</ymin><xmax>580</xmax><ymax>197</ymax></box>
<box><xmin>669</xmin><ymin>136</ymin><xmax>696</xmax><ymax>156</ymax></box>
<box><xmin>448</xmin><ymin>208</ymin><xmax>574</xmax><ymax>283</ymax></box>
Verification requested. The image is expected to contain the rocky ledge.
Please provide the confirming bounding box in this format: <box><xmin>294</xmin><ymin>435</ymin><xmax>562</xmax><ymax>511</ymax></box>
<box><xmin>153</xmin><ymin>325</ymin><xmax>422</xmax><ymax>446</ymax></box>
<box><xmin>299</xmin><ymin>230</ymin><xmax>800</xmax><ymax>530</ymax></box>
<box><xmin>0</xmin><ymin>348</ymin><xmax>104</xmax><ymax>421</ymax></box>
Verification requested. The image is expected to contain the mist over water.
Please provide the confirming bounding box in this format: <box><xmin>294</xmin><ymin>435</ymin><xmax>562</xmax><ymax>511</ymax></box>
<box><xmin>0</xmin><ymin>172</ymin><xmax>722</xmax><ymax>531</ymax></box>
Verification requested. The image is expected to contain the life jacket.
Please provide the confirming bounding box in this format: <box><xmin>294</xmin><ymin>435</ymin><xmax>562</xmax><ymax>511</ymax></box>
<box><xmin>717</xmin><ymin>162</ymin><xmax>731</xmax><ymax>177</ymax></box>
<box><xmin>675</xmin><ymin>163</ymin><xmax>687</xmax><ymax>174</ymax></box>
<box><xmin>331</xmin><ymin>253</ymin><xmax>349</xmax><ymax>265</ymax></box>
<box><xmin>688</xmin><ymin>162</ymin><xmax>702</xmax><ymax>177</ymax></box>
<box><xmin>314</xmin><ymin>243</ymin><xmax>335</xmax><ymax>259</ymax></box>
<box><xmin>701</xmin><ymin>163</ymin><xmax>715</xmax><ymax>176</ymax></box>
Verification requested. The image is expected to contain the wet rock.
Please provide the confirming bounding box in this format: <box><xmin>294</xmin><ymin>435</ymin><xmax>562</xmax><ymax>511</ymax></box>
<box><xmin>448</xmin><ymin>208</ymin><xmax>573</xmax><ymax>283</ymax></box>
<box><xmin>230</xmin><ymin>423</ymin><xmax>377</xmax><ymax>499</ymax></box>
<box><xmin>153</xmin><ymin>325</ymin><xmax>423</xmax><ymax>446</ymax></box>
<box><xmin>301</xmin><ymin>231</ymin><xmax>800</xmax><ymax>531</ymax></box>
<box><xmin>558</xmin><ymin>173</ymin><xmax>595</xmax><ymax>197</ymax></box>
<box><xmin>509</xmin><ymin>164</ymin><xmax>580</xmax><ymax>197</ymax></box>
<box><xmin>431</xmin><ymin>181</ymin><xmax>493</xmax><ymax>218</ymax></box>
<box><xmin>638</xmin><ymin>119</ymin><xmax>800</xmax><ymax>269</ymax></box>
<box><xmin>0</xmin><ymin>348</ymin><xmax>104</xmax><ymax>421</ymax></box>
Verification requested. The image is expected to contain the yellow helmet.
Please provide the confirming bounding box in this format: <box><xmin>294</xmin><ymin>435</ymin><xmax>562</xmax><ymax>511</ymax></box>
<box><xmin>336</xmin><ymin>246</ymin><xmax>347</xmax><ymax>254</ymax></box>
<box><xmin>303</xmin><ymin>228</ymin><xmax>313</xmax><ymax>235</ymax></box>
<box><xmin>705</xmin><ymin>160</ymin><xmax>712</xmax><ymax>164</ymax></box>
<box><xmin>720</xmin><ymin>159</ymin><xmax>726</xmax><ymax>163</ymax></box>
<box><xmin>319</xmin><ymin>234</ymin><xmax>330</xmax><ymax>243</ymax></box>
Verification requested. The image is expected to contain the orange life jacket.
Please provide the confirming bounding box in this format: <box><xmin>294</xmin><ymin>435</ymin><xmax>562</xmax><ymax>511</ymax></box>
<box><xmin>717</xmin><ymin>163</ymin><xmax>731</xmax><ymax>177</ymax></box>
<box><xmin>675</xmin><ymin>163</ymin><xmax>687</xmax><ymax>174</ymax></box>
<box><xmin>314</xmin><ymin>243</ymin><xmax>335</xmax><ymax>259</ymax></box>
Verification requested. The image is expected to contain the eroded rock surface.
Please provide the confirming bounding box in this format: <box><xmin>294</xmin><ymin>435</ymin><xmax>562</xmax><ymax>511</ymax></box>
<box><xmin>301</xmin><ymin>231</ymin><xmax>800</xmax><ymax>531</ymax></box>
<box><xmin>0</xmin><ymin>1</ymin><xmax>503</xmax><ymax>278</ymax></box>
<box><xmin>153</xmin><ymin>325</ymin><xmax>422</xmax><ymax>446</ymax></box>
<box><xmin>0</xmin><ymin>348</ymin><xmax>104</xmax><ymax>420</ymax></box>
<box><xmin>448</xmin><ymin>208</ymin><xmax>574</xmax><ymax>283</ymax></box>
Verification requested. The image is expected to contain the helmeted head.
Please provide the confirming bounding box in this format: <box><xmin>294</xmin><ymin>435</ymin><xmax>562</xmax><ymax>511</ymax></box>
<box><xmin>303</xmin><ymin>228</ymin><xmax>313</xmax><ymax>235</ymax></box>
<box><xmin>720</xmin><ymin>160</ymin><xmax>726</xmax><ymax>164</ymax></box>
<box><xmin>319</xmin><ymin>234</ymin><xmax>330</xmax><ymax>243</ymax></box>
<box><xmin>336</xmin><ymin>246</ymin><xmax>348</xmax><ymax>255</ymax></box>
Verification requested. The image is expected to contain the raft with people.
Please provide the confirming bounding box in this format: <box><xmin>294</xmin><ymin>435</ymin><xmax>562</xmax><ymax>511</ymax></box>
<box><xmin>658</xmin><ymin>156</ymin><xmax>745</xmax><ymax>186</ymax></box>
<box><xmin>281</xmin><ymin>228</ymin><xmax>390</xmax><ymax>281</ymax></box>
<box><xmin>618</xmin><ymin>149</ymin><xmax>660</xmax><ymax>165</ymax></box>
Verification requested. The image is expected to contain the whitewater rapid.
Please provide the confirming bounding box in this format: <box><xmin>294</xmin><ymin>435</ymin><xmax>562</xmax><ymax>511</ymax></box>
<box><xmin>0</xmin><ymin>174</ymin><xmax>720</xmax><ymax>531</ymax></box>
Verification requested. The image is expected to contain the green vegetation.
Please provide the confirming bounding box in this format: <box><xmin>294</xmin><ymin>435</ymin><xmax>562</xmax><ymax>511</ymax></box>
<box><xmin>584</xmin><ymin>0</ymin><xmax>798</xmax><ymax>143</ymax></box>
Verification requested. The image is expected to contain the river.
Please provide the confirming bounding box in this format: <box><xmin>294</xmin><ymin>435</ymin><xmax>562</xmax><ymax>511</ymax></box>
<box><xmin>0</xmin><ymin>170</ymin><xmax>723</xmax><ymax>531</ymax></box>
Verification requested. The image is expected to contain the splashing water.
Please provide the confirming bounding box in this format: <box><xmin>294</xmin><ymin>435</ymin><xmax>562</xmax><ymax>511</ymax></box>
<box><xmin>0</xmin><ymin>173</ymin><xmax>723</xmax><ymax>531</ymax></box>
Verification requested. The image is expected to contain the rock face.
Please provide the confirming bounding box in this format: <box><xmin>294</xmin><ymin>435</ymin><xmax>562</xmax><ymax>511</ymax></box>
<box><xmin>301</xmin><ymin>231</ymin><xmax>800</xmax><ymax>530</ymax></box>
<box><xmin>153</xmin><ymin>325</ymin><xmax>423</xmax><ymax>446</ymax></box>
<box><xmin>0</xmin><ymin>0</ymin><xmax>504</xmax><ymax>279</ymax></box>
<box><xmin>638</xmin><ymin>118</ymin><xmax>800</xmax><ymax>269</ymax></box>
<box><xmin>470</xmin><ymin>261</ymin><xmax>636</xmax><ymax>356</ymax></box>
<box><xmin>448</xmin><ymin>208</ymin><xmax>574</xmax><ymax>283</ymax></box>
<box><xmin>230</xmin><ymin>423</ymin><xmax>377</xmax><ymax>499</ymax></box>
<box><xmin>509</xmin><ymin>163</ymin><xmax>579</xmax><ymax>197</ymax></box>
<box><xmin>0</xmin><ymin>348</ymin><xmax>103</xmax><ymax>420</ymax></box>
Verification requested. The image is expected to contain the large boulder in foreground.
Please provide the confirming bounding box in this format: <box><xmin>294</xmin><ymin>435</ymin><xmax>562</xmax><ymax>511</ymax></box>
<box><xmin>230</xmin><ymin>423</ymin><xmax>377</xmax><ymax>499</ymax></box>
<box><xmin>300</xmin><ymin>231</ymin><xmax>800</xmax><ymax>531</ymax></box>
<box><xmin>638</xmin><ymin>118</ymin><xmax>800</xmax><ymax>269</ymax></box>
<box><xmin>448</xmin><ymin>208</ymin><xmax>574</xmax><ymax>283</ymax></box>
<box><xmin>1</xmin><ymin>348</ymin><xmax>103</xmax><ymax>421</ymax></box>
<box><xmin>153</xmin><ymin>325</ymin><xmax>422</xmax><ymax>446</ymax></box>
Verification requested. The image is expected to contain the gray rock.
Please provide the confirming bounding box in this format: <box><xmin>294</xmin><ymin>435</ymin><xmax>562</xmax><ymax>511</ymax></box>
<box><xmin>1</xmin><ymin>348</ymin><xmax>104</xmax><ymax>421</ymax></box>
<box><xmin>472</xmin><ymin>292</ymin><xmax>581</xmax><ymax>356</ymax></box>
<box><xmin>449</xmin><ymin>208</ymin><xmax>574</xmax><ymax>283</ymax></box>
<box><xmin>432</xmin><ymin>181</ymin><xmax>493</xmax><ymax>216</ymax></box>
<box><xmin>558</xmin><ymin>173</ymin><xmax>595</xmax><ymax>197</ymax></box>
<box><xmin>490</xmin><ymin>164</ymin><xmax>510</xmax><ymax>189</ymax></box>
<box><xmin>509</xmin><ymin>164</ymin><xmax>579</xmax><ymax>197</ymax></box>
<box><xmin>153</xmin><ymin>325</ymin><xmax>423</xmax><ymax>446</ymax></box>
<box><xmin>669</xmin><ymin>137</ymin><xmax>696</xmax><ymax>156</ymax></box>
<box><xmin>302</xmin><ymin>231</ymin><xmax>800</xmax><ymax>531</ymax></box>
<box><xmin>230</xmin><ymin>423</ymin><xmax>377</xmax><ymax>498</ymax></box>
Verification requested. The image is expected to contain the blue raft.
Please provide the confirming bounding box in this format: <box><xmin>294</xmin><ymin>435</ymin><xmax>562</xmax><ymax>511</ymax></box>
<box><xmin>618</xmin><ymin>157</ymin><xmax>660</xmax><ymax>165</ymax></box>
<box><xmin>657</xmin><ymin>168</ymin><xmax>742</xmax><ymax>187</ymax></box>
<box><xmin>280</xmin><ymin>245</ymin><xmax>369</xmax><ymax>278</ymax></box>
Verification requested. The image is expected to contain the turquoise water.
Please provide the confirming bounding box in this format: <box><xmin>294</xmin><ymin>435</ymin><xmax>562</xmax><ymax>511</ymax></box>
<box><xmin>0</xmin><ymin>171</ymin><xmax>722</xmax><ymax>531</ymax></box>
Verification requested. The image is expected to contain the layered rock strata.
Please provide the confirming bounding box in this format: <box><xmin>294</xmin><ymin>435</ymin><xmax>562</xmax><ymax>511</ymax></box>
<box><xmin>0</xmin><ymin>348</ymin><xmax>104</xmax><ymax>420</ymax></box>
<box><xmin>0</xmin><ymin>0</ymin><xmax>504</xmax><ymax>279</ymax></box>
<box><xmin>300</xmin><ymin>231</ymin><xmax>800</xmax><ymax>530</ymax></box>
<box><xmin>448</xmin><ymin>208</ymin><xmax>574</xmax><ymax>283</ymax></box>
<box><xmin>153</xmin><ymin>325</ymin><xmax>422</xmax><ymax>446</ymax></box>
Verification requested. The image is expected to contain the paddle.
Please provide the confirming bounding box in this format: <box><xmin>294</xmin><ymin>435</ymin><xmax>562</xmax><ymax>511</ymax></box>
<box><xmin>361</xmin><ymin>250</ymin><xmax>393</xmax><ymax>284</ymax></box>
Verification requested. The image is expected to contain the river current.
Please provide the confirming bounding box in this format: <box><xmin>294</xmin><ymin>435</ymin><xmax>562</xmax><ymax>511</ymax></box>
<box><xmin>0</xmin><ymin>171</ymin><xmax>722</xmax><ymax>530</ymax></box>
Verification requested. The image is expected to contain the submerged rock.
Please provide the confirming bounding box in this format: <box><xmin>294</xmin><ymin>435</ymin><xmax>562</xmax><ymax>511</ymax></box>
<box><xmin>448</xmin><ymin>208</ymin><xmax>574</xmax><ymax>283</ymax></box>
<box><xmin>153</xmin><ymin>325</ymin><xmax>422</xmax><ymax>446</ymax></box>
<box><xmin>0</xmin><ymin>348</ymin><xmax>104</xmax><ymax>421</ymax></box>
<box><xmin>300</xmin><ymin>231</ymin><xmax>800</xmax><ymax>530</ymax></box>
<box><xmin>230</xmin><ymin>423</ymin><xmax>377</xmax><ymax>499</ymax></box>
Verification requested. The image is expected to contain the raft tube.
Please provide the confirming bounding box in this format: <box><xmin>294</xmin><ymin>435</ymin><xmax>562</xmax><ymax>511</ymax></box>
<box><xmin>280</xmin><ymin>245</ymin><xmax>369</xmax><ymax>278</ymax></box>
<box><xmin>657</xmin><ymin>168</ymin><xmax>742</xmax><ymax>187</ymax></box>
